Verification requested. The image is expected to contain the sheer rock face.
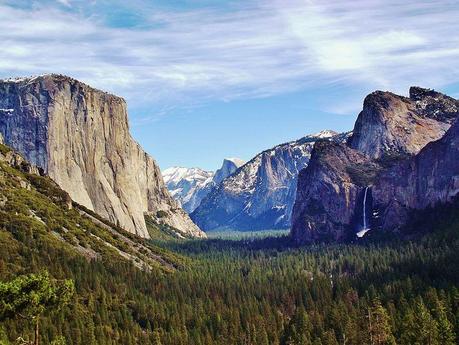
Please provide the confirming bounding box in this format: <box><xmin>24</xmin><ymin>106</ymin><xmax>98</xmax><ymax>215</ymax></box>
<box><xmin>0</xmin><ymin>74</ymin><xmax>205</xmax><ymax>238</ymax></box>
<box><xmin>212</xmin><ymin>158</ymin><xmax>245</xmax><ymax>185</ymax></box>
<box><xmin>349</xmin><ymin>87</ymin><xmax>458</xmax><ymax>159</ymax></box>
<box><xmin>292</xmin><ymin>87</ymin><xmax>459</xmax><ymax>243</ymax></box>
<box><xmin>291</xmin><ymin>141</ymin><xmax>381</xmax><ymax>243</ymax></box>
<box><xmin>373</xmin><ymin>119</ymin><xmax>459</xmax><ymax>231</ymax></box>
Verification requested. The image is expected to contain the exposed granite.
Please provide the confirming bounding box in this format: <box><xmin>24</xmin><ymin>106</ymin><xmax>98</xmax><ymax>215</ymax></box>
<box><xmin>0</xmin><ymin>74</ymin><xmax>205</xmax><ymax>238</ymax></box>
<box><xmin>349</xmin><ymin>87</ymin><xmax>458</xmax><ymax>159</ymax></box>
<box><xmin>292</xmin><ymin>87</ymin><xmax>459</xmax><ymax>243</ymax></box>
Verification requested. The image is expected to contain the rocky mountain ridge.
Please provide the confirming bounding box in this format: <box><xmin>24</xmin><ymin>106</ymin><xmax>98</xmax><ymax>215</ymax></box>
<box><xmin>162</xmin><ymin>158</ymin><xmax>244</xmax><ymax>213</ymax></box>
<box><xmin>291</xmin><ymin>87</ymin><xmax>459</xmax><ymax>243</ymax></box>
<box><xmin>0</xmin><ymin>74</ymin><xmax>205</xmax><ymax>238</ymax></box>
<box><xmin>191</xmin><ymin>130</ymin><xmax>348</xmax><ymax>231</ymax></box>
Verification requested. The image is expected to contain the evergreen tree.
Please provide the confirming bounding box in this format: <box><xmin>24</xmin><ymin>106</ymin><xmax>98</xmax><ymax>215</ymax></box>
<box><xmin>153</xmin><ymin>330</ymin><xmax>162</xmax><ymax>345</ymax></box>
<box><xmin>0</xmin><ymin>271</ymin><xmax>74</xmax><ymax>345</ymax></box>
<box><xmin>400</xmin><ymin>308</ymin><xmax>417</xmax><ymax>345</ymax></box>
<box><xmin>366</xmin><ymin>299</ymin><xmax>396</xmax><ymax>345</ymax></box>
<box><xmin>412</xmin><ymin>299</ymin><xmax>439</xmax><ymax>345</ymax></box>
<box><xmin>280</xmin><ymin>307</ymin><xmax>312</xmax><ymax>345</ymax></box>
<box><xmin>321</xmin><ymin>330</ymin><xmax>338</xmax><ymax>345</ymax></box>
<box><xmin>434</xmin><ymin>301</ymin><xmax>455</xmax><ymax>345</ymax></box>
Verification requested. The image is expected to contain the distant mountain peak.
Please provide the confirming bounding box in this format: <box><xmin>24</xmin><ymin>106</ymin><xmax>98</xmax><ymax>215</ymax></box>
<box><xmin>163</xmin><ymin>166</ymin><xmax>212</xmax><ymax>183</ymax></box>
<box><xmin>162</xmin><ymin>157</ymin><xmax>243</xmax><ymax>213</ymax></box>
<box><xmin>223</xmin><ymin>157</ymin><xmax>245</xmax><ymax>166</ymax></box>
<box><xmin>311</xmin><ymin>129</ymin><xmax>338</xmax><ymax>138</ymax></box>
<box><xmin>213</xmin><ymin>157</ymin><xmax>245</xmax><ymax>185</ymax></box>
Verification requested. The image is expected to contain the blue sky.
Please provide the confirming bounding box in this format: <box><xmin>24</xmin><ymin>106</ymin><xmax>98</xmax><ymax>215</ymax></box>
<box><xmin>1</xmin><ymin>0</ymin><xmax>459</xmax><ymax>170</ymax></box>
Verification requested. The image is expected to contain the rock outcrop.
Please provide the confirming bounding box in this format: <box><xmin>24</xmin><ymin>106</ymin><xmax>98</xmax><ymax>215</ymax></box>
<box><xmin>212</xmin><ymin>158</ymin><xmax>245</xmax><ymax>185</ymax></box>
<box><xmin>191</xmin><ymin>131</ymin><xmax>348</xmax><ymax>231</ymax></box>
<box><xmin>292</xmin><ymin>87</ymin><xmax>459</xmax><ymax>244</ymax></box>
<box><xmin>0</xmin><ymin>74</ymin><xmax>205</xmax><ymax>238</ymax></box>
<box><xmin>349</xmin><ymin>87</ymin><xmax>457</xmax><ymax>159</ymax></box>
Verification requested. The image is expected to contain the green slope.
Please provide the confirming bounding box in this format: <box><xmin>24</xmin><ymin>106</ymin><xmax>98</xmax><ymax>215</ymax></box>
<box><xmin>0</xmin><ymin>143</ymin><xmax>184</xmax><ymax>344</ymax></box>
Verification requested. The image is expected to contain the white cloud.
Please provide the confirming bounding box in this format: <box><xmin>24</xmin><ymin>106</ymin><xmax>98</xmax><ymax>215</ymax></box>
<box><xmin>56</xmin><ymin>0</ymin><xmax>71</xmax><ymax>7</ymax></box>
<box><xmin>0</xmin><ymin>0</ymin><xmax>458</xmax><ymax>113</ymax></box>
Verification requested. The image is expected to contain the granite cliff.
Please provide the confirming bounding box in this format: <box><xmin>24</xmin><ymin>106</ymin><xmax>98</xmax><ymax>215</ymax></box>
<box><xmin>292</xmin><ymin>87</ymin><xmax>459</xmax><ymax>243</ymax></box>
<box><xmin>0</xmin><ymin>74</ymin><xmax>204</xmax><ymax>238</ymax></box>
<box><xmin>290</xmin><ymin>141</ymin><xmax>381</xmax><ymax>242</ymax></box>
<box><xmin>212</xmin><ymin>158</ymin><xmax>245</xmax><ymax>185</ymax></box>
<box><xmin>372</xmin><ymin>118</ymin><xmax>459</xmax><ymax>231</ymax></box>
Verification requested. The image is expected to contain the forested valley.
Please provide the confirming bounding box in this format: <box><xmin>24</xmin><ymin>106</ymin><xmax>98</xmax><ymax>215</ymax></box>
<box><xmin>1</xmin><ymin>201</ymin><xmax>458</xmax><ymax>345</ymax></box>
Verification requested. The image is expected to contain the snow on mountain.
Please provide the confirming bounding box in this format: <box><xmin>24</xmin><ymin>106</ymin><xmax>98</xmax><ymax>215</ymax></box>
<box><xmin>191</xmin><ymin>130</ymin><xmax>348</xmax><ymax>231</ymax></box>
<box><xmin>314</xmin><ymin>129</ymin><xmax>339</xmax><ymax>138</ymax></box>
<box><xmin>162</xmin><ymin>167</ymin><xmax>214</xmax><ymax>213</ymax></box>
<box><xmin>162</xmin><ymin>158</ymin><xmax>244</xmax><ymax>213</ymax></box>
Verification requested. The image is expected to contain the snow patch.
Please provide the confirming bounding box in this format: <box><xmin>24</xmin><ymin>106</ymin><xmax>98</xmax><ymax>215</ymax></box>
<box><xmin>312</xmin><ymin>129</ymin><xmax>338</xmax><ymax>138</ymax></box>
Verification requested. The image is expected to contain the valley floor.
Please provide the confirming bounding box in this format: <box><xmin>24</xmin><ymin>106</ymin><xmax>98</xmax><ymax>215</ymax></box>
<box><xmin>205</xmin><ymin>229</ymin><xmax>289</xmax><ymax>240</ymax></box>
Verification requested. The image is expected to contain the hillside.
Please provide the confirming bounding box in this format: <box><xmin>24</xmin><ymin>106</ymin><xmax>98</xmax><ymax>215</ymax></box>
<box><xmin>0</xmin><ymin>141</ymin><xmax>187</xmax><ymax>343</ymax></box>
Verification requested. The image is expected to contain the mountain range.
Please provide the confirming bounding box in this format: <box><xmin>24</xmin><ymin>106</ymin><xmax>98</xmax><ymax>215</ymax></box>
<box><xmin>162</xmin><ymin>158</ymin><xmax>244</xmax><ymax>213</ymax></box>
<box><xmin>190</xmin><ymin>130</ymin><xmax>349</xmax><ymax>231</ymax></box>
<box><xmin>162</xmin><ymin>86</ymin><xmax>459</xmax><ymax>241</ymax></box>
<box><xmin>1</xmin><ymin>74</ymin><xmax>458</xmax><ymax>243</ymax></box>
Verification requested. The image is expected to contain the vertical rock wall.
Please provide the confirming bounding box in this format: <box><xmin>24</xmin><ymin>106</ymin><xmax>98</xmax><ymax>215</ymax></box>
<box><xmin>0</xmin><ymin>74</ymin><xmax>204</xmax><ymax>238</ymax></box>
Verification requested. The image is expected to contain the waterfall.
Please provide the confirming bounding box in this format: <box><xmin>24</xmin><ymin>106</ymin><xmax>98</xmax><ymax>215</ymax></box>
<box><xmin>357</xmin><ymin>187</ymin><xmax>370</xmax><ymax>238</ymax></box>
<box><xmin>363</xmin><ymin>186</ymin><xmax>368</xmax><ymax>230</ymax></box>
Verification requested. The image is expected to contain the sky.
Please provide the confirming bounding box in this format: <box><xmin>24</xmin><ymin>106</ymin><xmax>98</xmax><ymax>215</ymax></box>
<box><xmin>1</xmin><ymin>0</ymin><xmax>459</xmax><ymax>170</ymax></box>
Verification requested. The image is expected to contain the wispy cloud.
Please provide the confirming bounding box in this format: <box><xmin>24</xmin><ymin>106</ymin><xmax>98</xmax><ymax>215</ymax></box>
<box><xmin>56</xmin><ymin>0</ymin><xmax>71</xmax><ymax>7</ymax></box>
<box><xmin>0</xmin><ymin>0</ymin><xmax>458</xmax><ymax>114</ymax></box>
